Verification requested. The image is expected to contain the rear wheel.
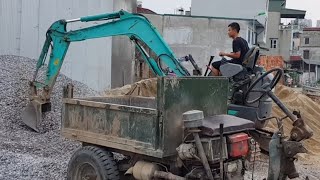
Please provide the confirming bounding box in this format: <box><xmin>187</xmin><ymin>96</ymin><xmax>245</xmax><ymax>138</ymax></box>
<box><xmin>67</xmin><ymin>146</ymin><xmax>120</xmax><ymax>180</ymax></box>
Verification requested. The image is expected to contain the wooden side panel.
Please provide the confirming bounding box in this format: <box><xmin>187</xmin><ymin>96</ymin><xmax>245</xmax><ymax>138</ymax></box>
<box><xmin>62</xmin><ymin>100</ymin><xmax>160</xmax><ymax>157</ymax></box>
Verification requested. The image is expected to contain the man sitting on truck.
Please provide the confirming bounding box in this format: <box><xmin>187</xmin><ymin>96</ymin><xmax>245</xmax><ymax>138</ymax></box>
<box><xmin>211</xmin><ymin>22</ymin><xmax>249</xmax><ymax>76</ymax></box>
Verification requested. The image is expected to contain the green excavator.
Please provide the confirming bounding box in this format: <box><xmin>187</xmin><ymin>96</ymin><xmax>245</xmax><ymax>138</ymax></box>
<box><xmin>22</xmin><ymin>10</ymin><xmax>313</xmax><ymax>179</ymax></box>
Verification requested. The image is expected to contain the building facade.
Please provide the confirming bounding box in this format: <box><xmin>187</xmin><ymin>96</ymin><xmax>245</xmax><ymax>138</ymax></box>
<box><xmin>265</xmin><ymin>0</ymin><xmax>305</xmax><ymax>61</ymax></box>
<box><xmin>291</xmin><ymin>19</ymin><xmax>313</xmax><ymax>28</ymax></box>
<box><xmin>299</xmin><ymin>28</ymin><xmax>320</xmax><ymax>82</ymax></box>
<box><xmin>317</xmin><ymin>20</ymin><xmax>320</xmax><ymax>27</ymax></box>
<box><xmin>0</xmin><ymin>0</ymin><xmax>136</xmax><ymax>91</ymax></box>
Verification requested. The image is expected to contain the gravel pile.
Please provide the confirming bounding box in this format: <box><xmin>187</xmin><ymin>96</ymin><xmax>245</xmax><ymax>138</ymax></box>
<box><xmin>0</xmin><ymin>55</ymin><xmax>97</xmax><ymax>180</ymax></box>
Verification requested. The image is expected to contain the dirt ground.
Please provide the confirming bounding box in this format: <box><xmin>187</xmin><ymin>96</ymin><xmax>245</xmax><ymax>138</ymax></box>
<box><xmin>245</xmin><ymin>154</ymin><xmax>320</xmax><ymax>180</ymax></box>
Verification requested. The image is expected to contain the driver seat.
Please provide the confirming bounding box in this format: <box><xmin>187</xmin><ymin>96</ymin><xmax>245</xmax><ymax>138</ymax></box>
<box><xmin>220</xmin><ymin>47</ymin><xmax>259</xmax><ymax>77</ymax></box>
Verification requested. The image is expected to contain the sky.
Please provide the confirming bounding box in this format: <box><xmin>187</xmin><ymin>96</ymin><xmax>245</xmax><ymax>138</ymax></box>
<box><xmin>140</xmin><ymin>0</ymin><xmax>319</xmax><ymax>26</ymax></box>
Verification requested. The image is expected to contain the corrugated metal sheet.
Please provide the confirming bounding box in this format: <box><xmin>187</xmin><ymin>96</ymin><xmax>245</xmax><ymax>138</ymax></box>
<box><xmin>0</xmin><ymin>0</ymin><xmax>22</xmax><ymax>55</ymax></box>
<box><xmin>0</xmin><ymin>0</ymin><xmax>114</xmax><ymax>91</ymax></box>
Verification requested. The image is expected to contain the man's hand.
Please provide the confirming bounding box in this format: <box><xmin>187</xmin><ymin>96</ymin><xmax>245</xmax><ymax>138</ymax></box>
<box><xmin>219</xmin><ymin>52</ymin><xmax>226</xmax><ymax>56</ymax></box>
<box><xmin>219</xmin><ymin>51</ymin><xmax>241</xmax><ymax>59</ymax></box>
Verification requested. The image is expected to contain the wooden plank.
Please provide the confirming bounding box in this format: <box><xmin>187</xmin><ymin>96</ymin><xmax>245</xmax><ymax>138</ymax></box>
<box><xmin>63</xmin><ymin>98</ymin><xmax>158</xmax><ymax>115</ymax></box>
<box><xmin>62</xmin><ymin>128</ymin><xmax>164</xmax><ymax>158</ymax></box>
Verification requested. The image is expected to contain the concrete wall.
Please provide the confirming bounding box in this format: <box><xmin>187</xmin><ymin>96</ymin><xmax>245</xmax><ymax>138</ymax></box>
<box><xmin>265</xmin><ymin>12</ymin><xmax>281</xmax><ymax>55</ymax></box>
<box><xmin>300</xmin><ymin>31</ymin><xmax>320</xmax><ymax>47</ymax></box>
<box><xmin>144</xmin><ymin>14</ymin><xmax>253</xmax><ymax>73</ymax></box>
<box><xmin>0</xmin><ymin>0</ymin><xmax>135</xmax><ymax>91</ymax></box>
<box><xmin>299</xmin><ymin>47</ymin><xmax>320</xmax><ymax>60</ymax></box>
<box><xmin>279</xmin><ymin>29</ymin><xmax>291</xmax><ymax>61</ymax></box>
<box><xmin>111</xmin><ymin>0</ymin><xmax>136</xmax><ymax>88</ymax></box>
<box><xmin>300</xmin><ymin>31</ymin><xmax>320</xmax><ymax>73</ymax></box>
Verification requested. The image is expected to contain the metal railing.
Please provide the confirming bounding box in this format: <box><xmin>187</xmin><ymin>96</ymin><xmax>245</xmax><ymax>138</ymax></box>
<box><xmin>302</xmin><ymin>85</ymin><xmax>320</xmax><ymax>96</ymax></box>
<box><xmin>290</xmin><ymin>50</ymin><xmax>302</xmax><ymax>56</ymax></box>
<box><xmin>279</xmin><ymin>25</ymin><xmax>303</xmax><ymax>32</ymax></box>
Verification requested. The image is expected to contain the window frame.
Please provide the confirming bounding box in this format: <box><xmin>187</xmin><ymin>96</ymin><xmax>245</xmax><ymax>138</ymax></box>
<box><xmin>303</xmin><ymin>50</ymin><xmax>310</xmax><ymax>59</ymax></box>
<box><xmin>305</xmin><ymin>37</ymin><xmax>309</xmax><ymax>45</ymax></box>
<box><xmin>270</xmin><ymin>38</ymin><xmax>278</xmax><ymax>49</ymax></box>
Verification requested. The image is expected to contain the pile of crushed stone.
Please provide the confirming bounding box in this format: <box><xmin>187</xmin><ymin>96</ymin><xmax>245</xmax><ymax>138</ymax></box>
<box><xmin>0</xmin><ymin>55</ymin><xmax>96</xmax><ymax>180</ymax></box>
<box><xmin>268</xmin><ymin>85</ymin><xmax>320</xmax><ymax>162</ymax></box>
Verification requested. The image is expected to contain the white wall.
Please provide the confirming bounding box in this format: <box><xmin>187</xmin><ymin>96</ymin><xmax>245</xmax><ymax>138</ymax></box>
<box><xmin>0</xmin><ymin>0</ymin><xmax>22</xmax><ymax>55</ymax></box>
<box><xmin>0</xmin><ymin>0</ymin><xmax>117</xmax><ymax>91</ymax></box>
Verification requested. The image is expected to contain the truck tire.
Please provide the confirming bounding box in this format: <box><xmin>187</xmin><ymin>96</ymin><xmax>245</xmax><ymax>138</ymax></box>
<box><xmin>67</xmin><ymin>146</ymin><xmax>120</xmax><ymax>180</ymax></box>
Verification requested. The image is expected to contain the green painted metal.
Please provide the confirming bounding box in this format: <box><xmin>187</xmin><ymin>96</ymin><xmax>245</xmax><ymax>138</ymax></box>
<box><xmin>227</xmin><ymin>110</ymin><xmax>238</xmax><ymax>116</ymax></box>
<box><xmin>157</xmin><ymin>77</ymin><xmax>229</xmax><ymax>156</ymax></box>
<box><xmin>63</xmin><ymin>96</ymin><xmax>159</xmax><ymax>150</ymax></box>
<box><xmin>257</xmin><ymin>12</ymin><xmax>266</xmax><ymax>16</ymax></box>
<box><xmin>33</xmin><ymin>10</ymin><xmax>190</xmax><ymax>91</ymax></box>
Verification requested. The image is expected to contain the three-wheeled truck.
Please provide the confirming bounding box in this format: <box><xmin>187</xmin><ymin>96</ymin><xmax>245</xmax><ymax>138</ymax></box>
<box><xmin>62</xmin><ymin>77</ymin><xmax>253</xmax><ymax>179</ymax></box>
<box><xmin>22</xmin><ymin>10</ymin><xmax>313</xmax><ymax>179</ymax></box>
<box><xmin>61</xmin><ymin>75</ymin><xmax>312</xmax><ymax>180</ymax></box>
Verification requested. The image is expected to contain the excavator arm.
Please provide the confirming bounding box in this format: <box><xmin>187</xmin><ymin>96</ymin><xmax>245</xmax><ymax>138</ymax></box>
<box><xmin>23</xmin><ymin>10</ymin><xmax>190</xmax><ymax>131</ymax></box>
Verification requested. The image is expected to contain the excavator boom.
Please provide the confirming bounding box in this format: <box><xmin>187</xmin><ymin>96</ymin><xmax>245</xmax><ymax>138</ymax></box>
<box><xmin>23</xmin><ymin>10</ymin><xmax>190</xmax><ymax>132</ymax></box>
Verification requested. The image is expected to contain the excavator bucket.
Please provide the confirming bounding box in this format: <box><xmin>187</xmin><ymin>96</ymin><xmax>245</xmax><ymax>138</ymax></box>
<box><xmin>22</xmin><ymin>99</ymin><xmax>50</xmax><ymax>132</ymax></box>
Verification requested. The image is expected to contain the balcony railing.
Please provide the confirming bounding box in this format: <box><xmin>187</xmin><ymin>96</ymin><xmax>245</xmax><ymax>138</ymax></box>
<box><xmin>279</xmin><ymin>25</ymin><xmax>303</xmax><ymax>32</ymax></box>
<box><xmin>290</xmin><ymin>49</ymin><xmax>302</xmax><ymax>56</ymax></box>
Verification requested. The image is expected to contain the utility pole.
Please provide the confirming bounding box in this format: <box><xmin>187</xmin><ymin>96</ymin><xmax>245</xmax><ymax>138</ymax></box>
<box><xmin>309</xmin><ymin>59</ymin><xmax>311</xmax><ymax>84</ymax></box>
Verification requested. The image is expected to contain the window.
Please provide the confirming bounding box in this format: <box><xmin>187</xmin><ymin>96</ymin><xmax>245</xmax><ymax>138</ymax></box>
<box><xmin>292</xmin><ymin>41</ymin><xmax>295</xmax><ymax>49</ymax></box>
<box><xmin>303</xmin><ymin>50</ymin><xmax>310</xmax><ymax>59</ymax></box>
<box><xmin>270</xmin><ymin>38</ymin><xmax>278</xmax><ymax>49</ymax></box>
<box><xmin>305</xmin><ymin>37</ymin><xmax>310</xmax><ymax>44</ymax></box>
<box><xmin>293</xmin><ymin>32</ymin><xmax>300</xmax><ymax>38</ymax></box>
<box><xmin>247</xmin><ymin>29</ymin><xmax>251</xmax><ymax>44</ymax></box>
<box><xmin>252</xmin><ymin>31</ymin><xmax>255</xmax><ymax>44</ymax></box>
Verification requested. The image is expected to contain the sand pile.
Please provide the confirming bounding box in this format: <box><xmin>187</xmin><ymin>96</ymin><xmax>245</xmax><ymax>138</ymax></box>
<box><xmin>268</xmin><ymin>85</ymin><xmax>320</xmax><ymax>161</ymax></box>
<box><xmin>104</xmin><ymin>78</ymin><xmax>157</xmax><ymax>97</ymax></box>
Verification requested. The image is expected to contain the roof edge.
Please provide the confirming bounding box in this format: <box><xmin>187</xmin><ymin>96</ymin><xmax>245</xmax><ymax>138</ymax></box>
<box><xmin>152</xmin><ymin>14</ymin><xmax>264</xmax><ymax>27</ymax></box>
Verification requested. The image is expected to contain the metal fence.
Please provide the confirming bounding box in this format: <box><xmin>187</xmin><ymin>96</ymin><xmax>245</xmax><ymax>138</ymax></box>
<box><xmin>302</xmin><ymin>85</ymin><xmax>320</xmax><ymax>96</ymax></box>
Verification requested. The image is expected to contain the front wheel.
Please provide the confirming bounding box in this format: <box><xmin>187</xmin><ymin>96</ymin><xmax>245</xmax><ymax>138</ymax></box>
<box><xmin>67</xmin><ymin>146</ymin><xmax>120</xmax><ymax>180</ymax></box>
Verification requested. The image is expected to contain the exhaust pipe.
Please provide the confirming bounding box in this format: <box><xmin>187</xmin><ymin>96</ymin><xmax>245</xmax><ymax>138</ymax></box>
<box><xmin>127</xmin><ymin>161</ymin><xmax>185</xmax><ymax>180</ymax></box>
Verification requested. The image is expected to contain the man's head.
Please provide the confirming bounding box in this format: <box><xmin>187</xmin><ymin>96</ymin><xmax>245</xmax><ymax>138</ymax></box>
<box><xmin>228</xmin><ymin>22</ymin><xmax>240</xmax><ymax>38</ymax></box>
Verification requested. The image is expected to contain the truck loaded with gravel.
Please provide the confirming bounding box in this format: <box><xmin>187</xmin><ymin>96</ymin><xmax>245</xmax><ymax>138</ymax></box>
<box><xmin>22</xmin><ymin>10</ymin><xmax>313</xmax><ymax>179</ymax></box>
